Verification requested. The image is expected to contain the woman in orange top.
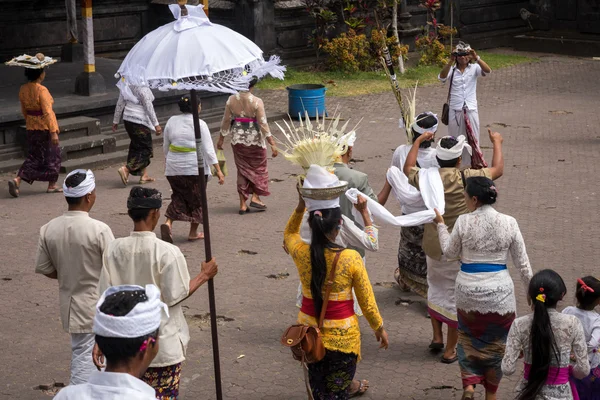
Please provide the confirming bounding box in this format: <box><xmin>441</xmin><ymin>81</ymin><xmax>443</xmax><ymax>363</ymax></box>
<box><xmin>8</xmin><ymin>68</ymin><xmax>61</xmax><ymax>197</ymax></box>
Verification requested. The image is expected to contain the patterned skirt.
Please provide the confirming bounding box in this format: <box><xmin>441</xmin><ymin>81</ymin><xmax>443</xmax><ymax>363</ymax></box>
<box><xmin>574</xmin><ymin>366</ymin><xmax>600</xmax><ymax>400</ymax></box>
<box><xmin>18</xmin><ymin>130</ymin><xmax>61</xmax><ymax>184</ymax></box>
<box><xmin>457</xmin><ymin>309</ymin><xmax>515</xmax><ymax>393</ymax></box>
<box><xmin>165</xmin><ymin>175</ymin><xmax>205</xmax><ymax>224</ymax></box>
<box><xmin>124</xmin><ymin>120</ymin><xmax>153</xmax><ymax>175</ymax></box>
<box><xmin>308</xmin><ymin>351</ymin><xmax>358</xmax><ymax>400</ymax></box>
<box><xmin>142</xmin><ymin>363</ymin><xmax>182</xmax><ymax>400</ymax></box>
<box><xmin>231</xmin><ymin>143</ymin><xmax>269</xmax><ymax>200</ymax></box>
<box><xmin>394</xmin><ymin>224</ymin><xmax>428</xmax><ymax>298</ymax></box>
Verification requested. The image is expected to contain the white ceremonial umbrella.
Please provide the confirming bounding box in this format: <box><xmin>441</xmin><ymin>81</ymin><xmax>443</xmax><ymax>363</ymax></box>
<box><xmin>115</xmin><ymin>3</ymin><xmax>285</xmax><ymax>399</ymax></box>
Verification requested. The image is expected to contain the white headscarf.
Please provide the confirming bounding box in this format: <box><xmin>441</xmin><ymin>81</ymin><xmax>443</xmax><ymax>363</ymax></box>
<box><xmin>63</xmin><ymin>169</ymin><xmax>95</xmax><ymax>198</ymax></box>
<box><xmin>436</xmin><ymin>135</ymin><xmax>472</xmax><ymax>161</ymax></box>
<box><xmin>302</xmin><ymin>164</ymin><xmax>342</xmax><ymax>212</ymax></box>
<box><xmin>411</xmin><ymin>112</ymin><xmax>439</xmax><ymax>134</ymax></box>
<box><xmin>337</xmin><ymin>131</ymin><xmax>356</xmax><ymax>155</ymax></box>
<box><xmin>93</xmin><ymin>284</ymin><xmax>169</xmax><ymax>339</ymax></box>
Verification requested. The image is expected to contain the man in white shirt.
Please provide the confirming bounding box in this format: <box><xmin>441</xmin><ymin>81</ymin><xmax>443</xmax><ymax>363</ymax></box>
<box><xmin>35</xmin><ymin>169</ymin><xmax>115</xmax><ymax>385</ymax></box>
<box><xmin>54</xmin><ymin>284</ymin><xmax>167</xmax><ymax>400</ymax></box>
<box><xmin>99</xmin><ymin>186</ymin><xmax>218</xmax><ymax>399</ymax></box>
<box><xmin>439</xmin><ymin>42</ymin><xmax>491</xmax><ymax>147</ymax></box>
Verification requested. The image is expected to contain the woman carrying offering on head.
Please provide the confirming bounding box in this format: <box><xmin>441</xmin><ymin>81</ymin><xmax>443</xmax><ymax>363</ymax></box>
<box><xmin>433</xmin><ymin>177</ymin><xmax>533</xmax><ymax>400</ymax></box>
<box><xmin>160</xmin><ymin>95</ymin><xmax>224</xmax><ymax>243</ymax></box>
<box><xmin>283</xmin><ymin>165</ymin><xmax>388</xmax><ymax>399</ymax></box>
<box><xmin>217</xmin><ymin>77</ymin><xmax>278</xmax><ymax>214</ymax></box>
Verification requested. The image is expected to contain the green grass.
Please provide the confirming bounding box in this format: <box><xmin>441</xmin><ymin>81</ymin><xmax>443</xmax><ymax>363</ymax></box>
<box><xmin>257</xmin><ymin>51</ymin><xmax>538</xmax><ymax>97</ymax></box>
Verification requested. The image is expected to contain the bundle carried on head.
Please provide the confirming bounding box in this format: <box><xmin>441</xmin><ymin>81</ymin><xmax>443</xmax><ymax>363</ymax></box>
<box><xmin>276</xmin><ymin>111</ymin><xmax>360</xmax><ymax>174</ymax></box>
<box><xmin>5</xmin><ymin>53</ymin><xmax>57</xmax><ymax>69</ymax></box>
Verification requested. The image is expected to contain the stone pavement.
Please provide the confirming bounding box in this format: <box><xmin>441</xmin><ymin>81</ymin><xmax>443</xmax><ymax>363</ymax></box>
<box><xmin>1</xmin><ymin>52</ymin><xmax>599</xmax><ymax>399</ymax></box>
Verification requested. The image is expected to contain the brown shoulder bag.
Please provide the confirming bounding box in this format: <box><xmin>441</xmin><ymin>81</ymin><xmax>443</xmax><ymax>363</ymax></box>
<box><xmin>281</xmin><ymin>250</ymin><xmax>342</xmax><ymax>399</ymax></box>
<box><xmin>441</xmin><ymin>67</ymin><xmax>455</xmax><ymax>126</ymax></box>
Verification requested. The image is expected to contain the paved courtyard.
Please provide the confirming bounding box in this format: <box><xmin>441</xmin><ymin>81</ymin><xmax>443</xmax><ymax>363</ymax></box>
<box><xmin>1</xmin><ymin>51</ymin><xmax>599</xmax><ymax>399</ymax></box>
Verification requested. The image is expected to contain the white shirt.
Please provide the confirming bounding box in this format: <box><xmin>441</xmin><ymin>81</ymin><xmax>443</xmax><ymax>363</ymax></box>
<box><xmin>53</xmin><ymin>371</ymin><xmax>156</xmax><ymax>400</ymax></box>
<box><xmin>99</xmin><ymin>232</ymin><xmax>191</xmax><ymax>367</ymax></box>
<box><xmin>438</xmin><ymin>63</ymin><xmax>487</xmax><ymax>111</ymax></box>
<box><xmin>390</xmin><ymin>145</ymin><xmax>438</xmax><ymax>215</ymax></box>
<box><xmin>35</xmin><ymin>211</ymin><xmax>115</xmax><ymax>333</ymax></box>
<box><xmin>563</xmin><ymin>306</ymin><xmax>600</xmax><ymax>369</ymax></box>
<box><xmin>113</xmin><ymin>86</ymin><xmax>159</xmax><ymax>131</ymax></box>
<box><xmin>163</xmin><ymin>114</ymin><xmax>218</xmax><ymax>176</ymax></box>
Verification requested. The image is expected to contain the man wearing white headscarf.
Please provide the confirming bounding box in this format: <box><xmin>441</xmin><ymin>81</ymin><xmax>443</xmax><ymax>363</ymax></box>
<box><xmin>54</xmin><ymin>284</ymin><xmax>166</xmax><ymax>399</ymax></box>
<box><xmin>402</xmin><ymin>129</ymin><xmax>504</xmax><ymax>364</ymax></box>
<box><xmin>35</xmin><ymin>169</ymin><xmax>115</xmax><ymax>385</ymax></box>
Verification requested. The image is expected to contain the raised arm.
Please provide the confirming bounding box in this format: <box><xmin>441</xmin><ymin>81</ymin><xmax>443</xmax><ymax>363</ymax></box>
<box><xmin>377</xmin><ymin>178</ymin><xmax>392</xmax><ymax>206</ymax></box>
<box><xmin>283</xmin><ymin>195</ymin><xmax>307</xmax><ymax>258</ymax></box>
<box><xmin>501</xmin><ymin>320</ymin><xmax>523</xmax><ymax>376</ymax></box>
<box><xmin>508</xmin><ymin>219</ymin><xmax>533</xmax><ymax>289</ymax></box>
<box><xmin>439</xmin><ymin>55</ymin><xmax>456</xmax><ymax>80</ymax></box>
<box><xmin>487</xmin><ymin>129</ymin><xmax>504</xmax><ymax>180</ymax></box>
<box><xmin>403</xmin><ymin>132</ymin><xmax>434</xmax><ymax>177</ymax></box>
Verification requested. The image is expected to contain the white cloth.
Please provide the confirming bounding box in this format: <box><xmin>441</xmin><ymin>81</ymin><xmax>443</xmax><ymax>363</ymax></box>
<box><xmin>438</xmin><ymin>205</ymin><xmax>533</xmax><ymax>315</ymax></box>
<box><xmin>94</xmin><ymin>284</ymin><xmax>168</xmax><ymax>339</ymax></box>
<box><xmin>337</xmin><ymin>131</ymin><xmax>356</xmax><ymax>154</ymax></box>
<box><xmin>35</xmin><ymin>211</ymin><xmax>115</xmax><ymax>333</ymax></box>
<box><xmin>562</xmin><ymin>306</ymin><xmax>600</xmax><ymax>369</ymax></box>
<box><xmin>302</xmin><ymin>164</ymin><xmax>342</xmax><ymax>212</ymax></box>
<box><xmin>502</xmin><ymin>310</ymin><xmax>590</xmax><ymax>399</ymax></box>
<box><xmin>54</xmin><ymin>370</ymin><xmax>156</xmax><ymax>400</ymax></box>
<box><xmin>438</xmin><ymin>63</ymin><xmax>487</xmax><ymax>111</ymax></box>
<box><xmin>411</xmin><ymin>112</ymin><xmax>439</xmax><ymax>134</ymax></box>
<box><xmin>69</xmin><ymin>333</ymin><xmax>96</xmax><ymax>385</ymax></box>
<box><xmin>436</xmin><ymin>135</ymin><xmax>472</xmax><ymax>161</ymax></box>
<box><xmin>426</xmin><ymin>255</ymin><xmax>459</xmax><ymax>321</ymax></box>
<box><xmin>448</xmin><ymin>108</ymin><xmax>480</xmax><ymax>168</ymax></box>
<box><xmin>390</xmin><ymin>145</ymin><xmax>438</xmax><ymax>214</ymax></box>
<box><xmin>63</xmin><ymin>169</ymin><xmax>95</xmax><ymax>197</ymax></box>
<box><xmin>99</xmin><ymin>232</ymin><xmax>191</xmax><ymax>367</ymax></box>
<box><xmin>113</xmin><ymin>86</ymin><xmax>159</xmax><ymax>131</ymax></box>
<box><xmin>345</xmin><ymin>167</ymin><xmax>445</xmax><ymax>227</ymax></box>
<box><xmin>163</xmin><ymin>114</ymin><xmax>218</xmax><ymax>176</ymax></box>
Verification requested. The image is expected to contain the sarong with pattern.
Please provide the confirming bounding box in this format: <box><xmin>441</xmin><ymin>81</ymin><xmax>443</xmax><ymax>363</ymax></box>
<box><xmin>395</xmin><ymin>224</ymin><xmax>427</xmax><ymax>298</ymax></box>
<box><xmin>124</xmin><ymin>120</ymin><xmax>153</xmax><ymax>176</ymax></box>
<box><xmin>231</xmin><ymin>143</ymin><xmax>269</xmax><ymax>200</ymax></box>
<box><xmin>142</xmin><ymin>362</ymin><xmax>182</xmax><ymax>400</ymax></box>
<box><xmin>165</xmin><ymin>175</ymin><xmax>205</xmax><ymax>224</ymax></box>
<box><xmin>457</xmin><ymin>309</ymin><xmax>515</xmax><ymax>393</ymax></box>
<box><xmin>18</xmin><ymin>130</ymin><xmax>61</xmax><ymax>184</ymax></box>
<box><xmin>308</xmin><ymin>350</ymin><xmax>358</xmax><ymax>400</ymax></box>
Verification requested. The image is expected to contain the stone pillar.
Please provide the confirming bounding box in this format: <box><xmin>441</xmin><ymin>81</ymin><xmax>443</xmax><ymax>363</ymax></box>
<box><xmin>397</xmin><ymin>0</ymin><xmax>421</xmax><ymax>41</ymax></box>
<box><xmin>61</xmin><ymin>0</ymin><xmax>84</xmax><ymax>62</ymax></box>
<box><xmin>75</xmin><ymin>0</ymin><xmax>105</xmax><ymax>95</ymax></box>
<box><xmin>253</xmin><ymin>0</ymin><xmax>276</xmax><ymax>53</ymax></box>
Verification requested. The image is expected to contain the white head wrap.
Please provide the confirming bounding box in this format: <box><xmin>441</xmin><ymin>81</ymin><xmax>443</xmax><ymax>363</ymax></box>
<box><xmin>411</xmin><ymin>112</ymin><xmax>439</xmax><ymax>134</ymax></box>
<box><xmin>337</xmin><ymin>131</ymin><xmax>356</xmax><ymax>155</ymax></box>
<box><xmin>436</xmin><ymin>135</ymin><xmax>472</xmax><ymax>161</ymax></box>
<box><xmin>63</xmin><ymin>169</ymin><xmax>96</xmax><ymax>198</ymax></box>
<box><xmin>303</xmin><ymin>164</ymin><xmax>342</xmax><ymax>212</ymax></box>
<box><xmin>93</xmin><ymin>284</ymin><xmax>169</xmax><ymax>339</ymax></box>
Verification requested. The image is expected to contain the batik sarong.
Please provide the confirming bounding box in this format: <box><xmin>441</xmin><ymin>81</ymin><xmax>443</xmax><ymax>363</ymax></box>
<box><xmin>70</xmin><ymin>333</ymin><xmax>96</xmax><ymax>385</ymax></box>
<box><xmin>574</xmin><ymin>367</ymin><xmax>600</xmax><ymax>400</ymax></box>
<box><xmin>124</xmin><ymin>120</ymin><xmax>153</xmax><ymax>176</ymax></box>
<box><xmin>308</xmin><ymin>350</ymin><xmax>358</xmax><ymax>400</ymax></box>
<box><xmin>457</xmin><ymin>309</ymin><xmax>515</xmax><ymax>393</ymax></box>
<box><xmin>426</xmin><ymin>256</ymin><xmax>459</xmax><ymax>328</ymax></box>
<box><xmin>143</xmin><ymin>362</ymin><xmax>182</xmax><ymax>400</ymax></box>
<box><xmin>395</xmin><ymin>225</ymin><xmax>427</xmax><ymax>298</ymax></box>
<box><xmin>165</xmin><ymin>175</ymin><xmax>205</xmax><ymax>224</ymax></box>
<box><xmin>17</xmin><ymin>130</ymin><xmax>61</xmax><ymax>184</ymax></box>
<box><xmin>231</xmin><ymin>143</ymin><xmax>269</xmax><ymax>200</ymax></box>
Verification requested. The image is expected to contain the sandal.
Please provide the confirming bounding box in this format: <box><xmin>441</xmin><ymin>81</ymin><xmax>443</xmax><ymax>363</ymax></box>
<box><xmin>429</xmin><ymin>341</ymin><xmax>444</xmax><ymax>351</ymax></box>
<box><xmin>461</xmin><ymin>390</ymin><xmax>475</xmax><ymax>399</ymax></box>
<box><xmin>8</xmin><ymin>180</ymin><xmax>19</xmax><ymax>198</ymax></box>
<box><xmin>139</xmin><ymin>177</ymin><xmax>156</xmax><ymax>184</ymax></box>
<box><xmin>249</xmin><ymin>201</ymin><xmax>267</xmax><ymax>210</ymax></box>
<box><xmin>441</xmin><ymin>354</ymin><xmax>458</xmax><ymax>364</ymax></box>
<box><xmin>238</xmin><ymin>208</ymin><xmax>251</xmax><ymax>215</ymax></box>
<box><xmin>160</xmin><ymin>224</ymin><xmax>173</xmax><ymax>244</ymax></box>
<box><xmin>118</xmin><ymin>167</ymin><xmax>128</xmax><ymax>186</ymax></box>
<box><xmin>46</xmin><ymin>187</ymin><xmax>63</xmax><ymax>193</ymax></box>
<box><xmin>349</xmin><ymin>379</ymin><xmax>369</xmax><ymax>398</ymax></box>
<box><xmin>188</xmin><ymin>232</ymin><xmax>204</xmax><ymax>241</ymax></box>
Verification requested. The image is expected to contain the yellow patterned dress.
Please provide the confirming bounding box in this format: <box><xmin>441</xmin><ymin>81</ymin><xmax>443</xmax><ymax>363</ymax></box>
<box><xmin>284</xmin><ymin>208</ymin><xmax>384</xmax><ymax>360</ymax></box>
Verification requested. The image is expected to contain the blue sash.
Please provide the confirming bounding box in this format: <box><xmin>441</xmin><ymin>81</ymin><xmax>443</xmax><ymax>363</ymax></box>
<box><xmin>461</xmin><ymin>263</ymin><xmax>507</xmax><ymax>273</ymax></box>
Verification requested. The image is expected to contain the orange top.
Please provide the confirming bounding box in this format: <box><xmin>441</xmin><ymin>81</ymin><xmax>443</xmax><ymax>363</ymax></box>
<box><xmin>19</xmin><ymin>83</ymin><xmax>59</xmax><ymax>134</ymax></box>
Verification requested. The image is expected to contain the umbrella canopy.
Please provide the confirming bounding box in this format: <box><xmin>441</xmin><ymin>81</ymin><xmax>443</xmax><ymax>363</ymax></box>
<box><xmin>116</xmin><ymin>3</ymin><xmax>285</xmax><ymax>93</ymax></box>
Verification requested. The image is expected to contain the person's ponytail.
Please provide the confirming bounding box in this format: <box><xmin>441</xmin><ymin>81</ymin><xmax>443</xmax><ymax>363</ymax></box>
<box><xmin>308</xmin><ymin>208</ymin><xmax>342</xmax><ymax>318</ymax></box>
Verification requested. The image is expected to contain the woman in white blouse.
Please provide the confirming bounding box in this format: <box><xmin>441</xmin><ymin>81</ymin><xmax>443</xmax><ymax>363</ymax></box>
<box><xmin>160</xmin><ymin>95</ymin><xmax>224</xmax><ymax>243</ymax></box>
<box><xmin>113</xmin><ymin>84</ymin><xmax>162</xmax><ymax>185</ymax></box>
<box><xmin>433</xmin><ymin>176</ymin><xmax>533</xmax><ymax>400</ymax></box>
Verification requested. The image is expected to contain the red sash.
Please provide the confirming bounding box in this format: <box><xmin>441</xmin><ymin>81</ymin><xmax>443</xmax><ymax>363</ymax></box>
<box><xmin>300</xmin><ymin>296</ymin><xmax>355</xmax><ymax>320</ymax></box>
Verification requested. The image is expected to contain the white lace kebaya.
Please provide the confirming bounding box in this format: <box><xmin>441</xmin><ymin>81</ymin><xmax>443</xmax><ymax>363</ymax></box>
<box><xmin>437</xmin><ymin>204</ymin><xmax>533</xmax><ymax>315</ymax></box>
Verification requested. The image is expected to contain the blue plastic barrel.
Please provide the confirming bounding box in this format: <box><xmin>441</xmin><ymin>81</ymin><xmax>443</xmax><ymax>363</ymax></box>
<box><xmin>287</xmin><ymin>84</ymin><xmax>327</xmax><ymax>119</ymax></box>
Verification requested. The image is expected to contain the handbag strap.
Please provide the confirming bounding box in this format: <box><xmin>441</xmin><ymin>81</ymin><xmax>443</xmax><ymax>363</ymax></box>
<box><xmin>301</xmin><ymin>354</ymin><xmax>315</xmax><ymax>400</ymax></box>
<box><xmin>446</xmin><ymin>67</ymin><xmax>455</xmax><ymax>104</ymax></box>
<box><xmin>317</xmin><ymin>250</ymin><xmax>343</xmax><ymax>329</ymax></box>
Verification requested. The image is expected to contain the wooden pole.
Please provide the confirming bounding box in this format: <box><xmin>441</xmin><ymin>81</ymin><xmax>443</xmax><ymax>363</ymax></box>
<box><xmin>190</xmin><ymin>89</ymin><xmax>223</xmax><ymax>400</ymax></box>
<box><xmin>203</xmin><ymin>0</ymin><xmax>209</xmax><ymax>16</ymax></box>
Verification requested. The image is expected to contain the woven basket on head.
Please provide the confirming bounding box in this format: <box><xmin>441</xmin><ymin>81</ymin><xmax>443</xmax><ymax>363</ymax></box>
<box><xmin>299</xmin><ymin>181</ymin><xmax>348</xmax><ymax>200</ymax></box>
